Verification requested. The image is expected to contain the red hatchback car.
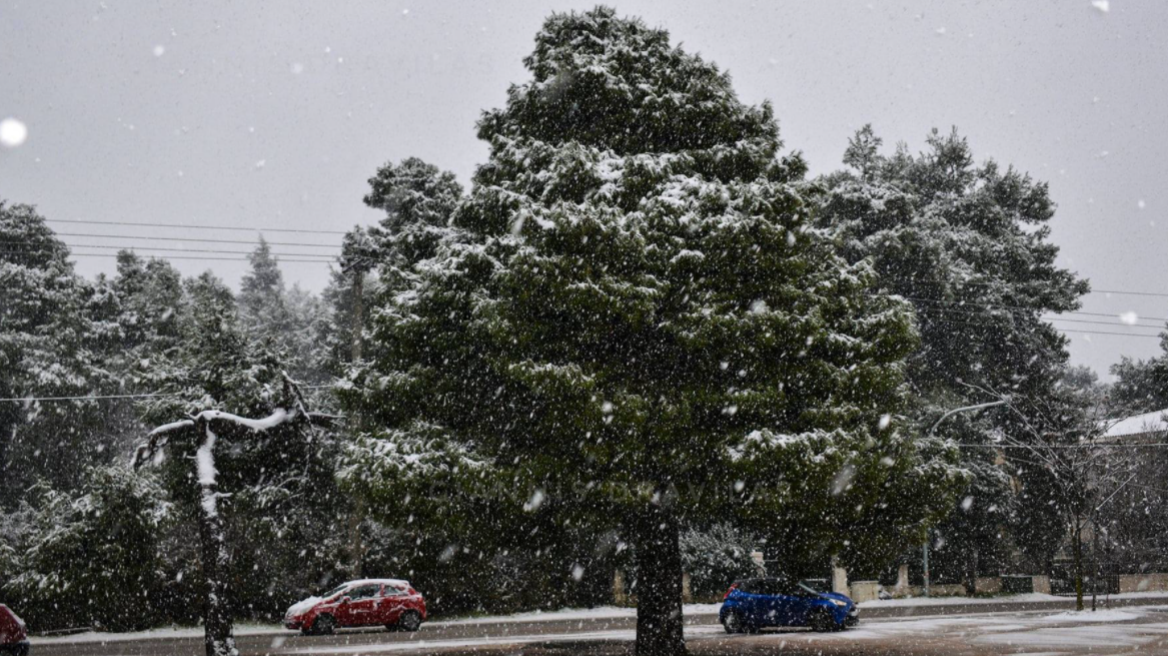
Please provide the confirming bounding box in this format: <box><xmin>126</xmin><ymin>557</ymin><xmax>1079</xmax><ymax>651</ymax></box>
<box><xmin>284</xmin><ymin>579</ymin><xmax>426</xmax><ymax>635</ymax></box>
<box><xmin>0</xmin><ymin>604</ymin><xmax>29</xmax><ymax>656</ymax></box>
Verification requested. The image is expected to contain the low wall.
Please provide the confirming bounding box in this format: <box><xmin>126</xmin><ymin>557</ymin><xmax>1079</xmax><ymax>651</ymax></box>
<box><xmin>850</xmin><ymin>581</ymin><xmax>881</xmax><ymax>603</ymax></box>
<box><xmin>1120</xmin><ymin>573</ymin><xmax>1168</xmax><ymax>593</ymax></box>
<box><xmin>1033</xmin><ymin>575</ymin><xmax>1051</xmax><ymax>594</ymax></box>
<box><xmin>1002</xmin><ymin>575</ymin><xmax>1050</xmax><ymax>595</ymax></box>
<box><xmin>975</xmin><ymin>577</ymin><xmax>1001</xmax><ymax>594</ymax></box>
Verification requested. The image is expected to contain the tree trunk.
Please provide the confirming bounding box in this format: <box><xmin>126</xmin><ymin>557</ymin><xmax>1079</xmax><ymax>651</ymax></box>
<box><xmin>1091</xmin><ymin>514</ymin><xmax>1101</xmax><ymax>612</ymax></box>
<box><xmin>195</xmin><ymin>421</ymin><xmax>237</xmax><ymax>656</ymax></box>
<box><xmin>1073</xmin><ymin>518</ymin><xmax>1084</xmax><ymax>612</ymax></box>
<box><xmin>963</xmin><ymin>548</ymin><xmax>979</xmax><ymax>597</ymax></box>
<box><xmin>632</xmin><ymin>505</ymin><xmax>686</xmax><ymax>656</ymax></box>
<box><xmin>348</xmin><ymin>270</ymin><xmax>366</xmax><ymax>575</ymax></box>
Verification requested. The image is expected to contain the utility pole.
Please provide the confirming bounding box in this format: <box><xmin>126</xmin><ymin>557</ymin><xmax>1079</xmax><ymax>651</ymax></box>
<box><xmin>351</xmin><ymin>270</ymin><xmax>364</xmax><ymax>364</ymax></box>
<box><xmin>347</xmin><ymin>259</ymin><xmax>368</xmax><ymax>576</ymax></box>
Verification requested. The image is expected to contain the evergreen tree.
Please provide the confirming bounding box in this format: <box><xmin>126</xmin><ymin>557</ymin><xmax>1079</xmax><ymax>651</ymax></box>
<box><xmin>815</xmin><ymin>125</ymin><xmax>1089</xmax><ymax>589</ymax></box>
<box><xmin>1</xmin><ymin>466</ymin><xmax>170</xmax><ymax>632</ymax></box>
<box><xmin>320</xmin><ymin>159</ymin><xmax>464</xmax><ymax>375</ymax></box>
<box><xmin>0</xmin><ymin>202</ymin><xmax>125</xmax><ymax>503</ymax></box>
<box><xmin>1110</xmin><ymin>332</ymin><xmax>1168</xmax><ymax>415</ymax></box>
<box><xmin>237</xmin><ymin>238</ymin><xmax>330</xmax><ymax>388</ymax></box>
<box><xmin>343</xmin><ymin>9</ymin><xmax>961</xmax><ymax>654</ymax></box>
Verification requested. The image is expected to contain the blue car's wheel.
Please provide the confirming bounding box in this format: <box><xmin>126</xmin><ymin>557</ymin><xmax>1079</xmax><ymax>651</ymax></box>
<box><xmin>722</xmin><ymin>610</ymin><xmax>747</xmax><ymax>634</ymax></box>
<box><xmin>810</xmin><ymin>609</ymin><xmax>837</xmax><ymax>633</ymax></box>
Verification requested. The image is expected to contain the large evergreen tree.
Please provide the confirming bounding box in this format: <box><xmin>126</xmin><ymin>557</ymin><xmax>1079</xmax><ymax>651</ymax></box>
<box><xmin>0</xmin><ymin>202</ymin><xmax>125</xmax><ymax>503</ymax></box>
<box><xmin>815</xmin><ymin>125</ymin><xmax>1089</xmax><ymax>588</ymax></box>
<box><xmin>343</xmin><ymin>8</ymin><xmax>961</xmax><ymax>655</ymax></box>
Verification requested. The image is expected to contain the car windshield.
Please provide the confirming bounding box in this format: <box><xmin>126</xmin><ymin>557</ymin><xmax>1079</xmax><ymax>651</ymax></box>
<box><xmin>798</xmin><ymin>582</ymin><xmax>822</xmax><ymax>596</ymax></box>
<box><xmin>321</xmin><ymin>585</ymin><xmax>348</xmax><ymax>600</ymax></box>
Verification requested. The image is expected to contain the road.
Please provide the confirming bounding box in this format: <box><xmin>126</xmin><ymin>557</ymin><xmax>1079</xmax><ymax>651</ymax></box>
<box><xmin>29</xmin><ymin>596</ymin><xmax>1168</xmax><ymax>656</ymax></box>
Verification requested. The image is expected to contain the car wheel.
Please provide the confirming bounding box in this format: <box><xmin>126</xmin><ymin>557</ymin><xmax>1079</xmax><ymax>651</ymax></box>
<box><xmin>810</xmin><ymin>610</ymin><xmax>836</xmax><ymax>633</ymax></box>
<box><xmin>397</xmin><ymin>610</ymin><xmax>422</xmax><ymax>632</ymax></box>
<box><xmin>722</xmin><ymin>611</ymin><xmax>745</xmax><ymax>634</ymax></box>
<box><xmin>313</xmin><ymin>614</ymin><xmax>336</xmax><ymax>635</ymax></box>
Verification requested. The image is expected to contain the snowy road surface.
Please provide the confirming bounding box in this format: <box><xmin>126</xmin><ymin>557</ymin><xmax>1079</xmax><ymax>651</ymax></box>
<box><xmin>28</xmin><ymin>604</ymin><xmax>1168</xmax><ymax>656</ymax></box>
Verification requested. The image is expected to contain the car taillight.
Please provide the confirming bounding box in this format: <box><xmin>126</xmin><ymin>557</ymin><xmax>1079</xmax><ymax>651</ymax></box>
<box><xmin>723</xmin><ymin>583</ymin><xmax>738</xmax><ymax>600</ymax></box>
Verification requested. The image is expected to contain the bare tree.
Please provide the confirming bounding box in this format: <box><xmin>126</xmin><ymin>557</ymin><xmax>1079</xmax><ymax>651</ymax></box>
<box><xmin>962</xmin><ymin>380</ymin><xmax>1137</xmax><ymax>611</ymax></box>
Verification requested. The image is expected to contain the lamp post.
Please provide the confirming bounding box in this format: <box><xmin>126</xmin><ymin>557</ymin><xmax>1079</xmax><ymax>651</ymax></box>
<box><xmin>924</xmin><ymin>399</ymin><xmax>1007</xmax><ymax>598</ymax></box>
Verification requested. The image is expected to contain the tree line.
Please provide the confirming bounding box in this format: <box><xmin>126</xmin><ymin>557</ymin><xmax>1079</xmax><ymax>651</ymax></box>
<box><xmin>2</xmin><ymin>6</ymin><xmax>1166</xmax><ymax>656</ymax></box>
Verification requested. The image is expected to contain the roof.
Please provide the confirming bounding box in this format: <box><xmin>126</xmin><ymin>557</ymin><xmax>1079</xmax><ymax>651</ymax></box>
<box><xmin>1104</xmin><ymin>408</ymin><xmax>1168</xmax><ymax>440</ymax></box>
<box><xmin>341</xmin><ymin>578</ymin><xmax>411</xmax><ymax>589</ymax></box>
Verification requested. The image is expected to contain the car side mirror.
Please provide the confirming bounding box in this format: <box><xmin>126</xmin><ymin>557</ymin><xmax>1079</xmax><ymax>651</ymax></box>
<box><xmin>341</xmin><ymin>596</ymin><xmax>351</xmax><ymax>605</ymax></box>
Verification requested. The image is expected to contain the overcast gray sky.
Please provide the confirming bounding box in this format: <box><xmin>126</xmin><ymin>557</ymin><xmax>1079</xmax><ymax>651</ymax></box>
<box><xmin>2</xmin><ymin>0</ymin><xmax>1165</xmax><ymax>376</ymax></box>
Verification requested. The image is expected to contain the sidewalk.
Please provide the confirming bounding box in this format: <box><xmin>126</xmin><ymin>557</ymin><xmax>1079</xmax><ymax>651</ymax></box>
<box><xmin>855</xmin><ymin>591</ymin><xmax>1168</xmax><ymax>619</ymax></box>
<box><xmin>33</xmin><ymin>593</ymin><xmax>1168</xmax><ymax>645</ymax></box>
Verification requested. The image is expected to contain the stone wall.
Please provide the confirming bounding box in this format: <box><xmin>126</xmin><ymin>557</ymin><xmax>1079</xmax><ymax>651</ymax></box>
<box><xmin>1119</xmin><ymin>573</ymin><xmax>1168</xmax><ymax>593</ymax></box>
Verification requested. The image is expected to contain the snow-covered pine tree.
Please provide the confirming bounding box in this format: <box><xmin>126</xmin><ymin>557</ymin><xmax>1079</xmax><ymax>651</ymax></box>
<box><xmin>363</xmin><ymin>157</ymin><xmax>463</xmax><ymax>273</ymax></box>
<box><xmin>237</xmin><ymin>238</ymin><xmax>329</xmax><ymax>387</ymax></box>
<box><xmin>127</xmin><ymin>269</ymin><xmax>344</xmax><ymax>656</ymax></box>
<box><xmin>344</xmin><ymin>8</ymin><xmax>962</xmax><ymax>655</ymax></box>
<box><xmin>1111</xmin><ymin>333</ymin><xmax>1168</xmax><ymax>415</ymax></box>
<box><xmin>2</xmin><ymin>466</ymin><xmax>170</xmax><ymax>632</ymax></box>
<box><xmin>0</xmin><ymin>202</ymin><xmax>125</xmax><ymax>503</ymax></box>
<box><xmin>239</xmin><ymin>237</ymin><xmax>290</xmax><ymax>333</ymax></box>
<box><xmin>815</xmin><ymin>125</ymin><xmax>1090</xmax><ymax>591</ymax></box>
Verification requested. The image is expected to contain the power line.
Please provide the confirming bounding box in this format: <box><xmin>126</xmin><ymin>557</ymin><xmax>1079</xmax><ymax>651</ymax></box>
<box><xmin>1092</xmin><ymin>289</ymin><xmax>1168</xmax><ymax>299</ymax></box>
<box><xmin>44</xmin><ymin>218</ymin><xmax>350</xmax><ymax>236</ymax></box>
<box><xmin>1056</xmin><ymin>329</ymin><xmax>1161</xmax><ymax>339</ymax></box>
<box><xmin>0</xmin><ymin>242</ymin><xmax>337</xmax><ymax>259</ymax></box>
<box><xmin>53</xmin><ymin>232</ymin><xmax>341</xmax><ymax>248</ymax></box>
<box><xmin>898</xmin><ymin>294</ymin><xmax>1168</xmax><ymax>329</ymax></box>
<box><xmin>3</xmin><ymin>252</ymin><xmax>336</xmax><ymax>264</ymax></box>
<box><xmin>1053</xmin><ymin>310</ymin><xmax>1168</xmax><ymax>324</ymax></box>
<box><xmin>1043</xmin><ymin>316</ymin><xmax>1166</xmax><ymax>330</ymax></box>
<box><xmin>916</xmin><ymin>312</ymin><xmax>1163</xmax><ymax>340</ymax></box>
<box><xmin>875</xmin><ymin>276</ymin><xmax>1168</xmax><ymax>300</ymax></box>
<box><xmin>0</xmin><ymin>392</ymin><xmax>184</xmax><ymax>403</ymax></box>
<box><xmin>916</xmin><ymin>306</ymin><xmax>1164</xmax><ymax>334</ymax></box>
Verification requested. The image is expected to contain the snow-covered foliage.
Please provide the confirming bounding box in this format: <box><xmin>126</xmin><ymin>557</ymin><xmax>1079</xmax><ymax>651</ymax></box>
<box><xmin>342</xmin><ymin>8</ymin><xmax>964</xmax><ymax>652</ymax></box>
<box><xmin>678</xmin><ymin>524</ymin><xmax>760</xmax><ymax>599</ymax></box>
<box><xmin>1111</xmin><ymin>333</ymin><xmax>1168</xmax><ymax>415</ymax></box>
<box><xmin>0</xmin><ymin>467</ymin><xmax>171</xmax><ymax>632</ymax></box>
<box><xmin>815</xmin><ymin>124</ymin><xmax>1090</xmax><ymax>590</ymax></box>
<box><xmin>238</xmin><ymin>238</ymin><xmax>331</xmax><ymax>389</ymax></box>
<box><xmin>1</xmin><ymin>202</ymin><xmax>133</xmax><ymax>501</ymax></box>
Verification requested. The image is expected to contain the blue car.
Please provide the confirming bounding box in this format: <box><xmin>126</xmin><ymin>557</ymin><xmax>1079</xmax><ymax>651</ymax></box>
<box><xmin>719</xmin><ymin>577</ymin><xmax>859</xmax><ymax>633</ymax></box>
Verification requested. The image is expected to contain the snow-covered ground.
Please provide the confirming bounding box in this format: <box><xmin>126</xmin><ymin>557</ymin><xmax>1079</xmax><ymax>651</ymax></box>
<box><xmin>780</xmin><ymin>607</ymin><xmax>1168</xmax><ymax>654</ymax></box>
<box><xmin>34</xmin><ymin>593</ymin><xmax>1168</xmax><ymax>647</ymax></box>
<box><xmin>32</xmin><ymin>606</ymin><xmax>1168</xmax><ymax>655</ymax></box>
<box><xmin>859</xmin><ymin>592</ymin><xmax>1061</xmax><ymax>607</ymax></box>
<box><xmin>31</xmin><ymin>622</ymin><xmax>287</xmax><ymax>644</ymax></box>
<box><xmin>272</xmin><ymin>608</ymin><xmax>1168</xmax><ymax>655</ymax></box>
